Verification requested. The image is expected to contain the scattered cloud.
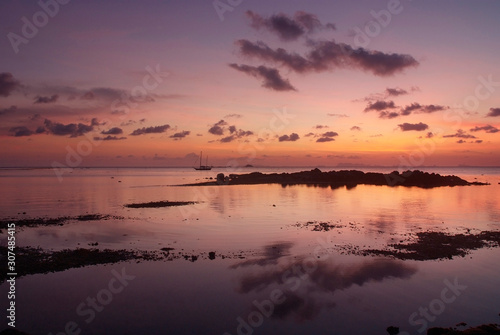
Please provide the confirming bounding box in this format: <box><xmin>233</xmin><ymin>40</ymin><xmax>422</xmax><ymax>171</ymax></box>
<box><xmin>327</xmin><ymin>113</ymin><xmax>349</xmax><ymax>118</ymax></box>
<box><xmin>316</xmin><ymin>131</ymin><xmax>338</xmax><ymax>142</ymax></box>
<box><xmin>208</xmin><ymin>119</ymin><xmax>228</xmax><ymax>135</ymax></box>
<box><xmin>278</xmin><ymin>133</ymin><xmax>300</xmax><ymax>142</ymax></box>
<box><xmin>101</xmin><ymin>127</ymin><xmax>123</xmax><ymax>135</ymax></box>
<box><xmin>350</xmin><ymin>126</ymin><xmax>361</xmax><ymax>131</ymax></box>
<box><xmin>379</xmin><ymin>111</ymin><xmax>400</xmax><ymax>119</ymax></box>
<box><xmin>385</xmin><ymin>87</ymin><xmax>408</xmax><ymax>97</ymax></box>
<box><xmin>470</xmin><ymin>125</ymin><xmax>499</xmax><ymax>133</ymax></box>
<box><xmin>94</xmin><ymin>135</ymin><xmax>127</xmax><ymax>141</ymax></box>
<box><xmin>364</xmin><ymin>100</ymin><xmax>396</xmax><ymax>112</ymax></box>
<box><xmin>9</xmin><ymin>126</ymin><xmax>33</xmax><ymax>137</ymax></box>
<box><xmin>44</xmin><ymin>119</ymin><xmax>94</xmax><ymax>137</ymax></box>
<box><xmin>316</xmin><ymin>137</ymin><xmax>335</xmax><ymax>142</ymax></box>
<box><xmin>400</xmin><ymin>103</ymin><xmax>447</xmax><ymax>115</ymax></box>
<box><xmin>487</xmin><ymin>108</ymin><xmax>500</xmax><ymax>117</ymax></box>
<box><xmin>224</xmin><ymin>113</ymin><xmax>243</xmax><ymax>119</ymax></box>
<box><xmin>219</xmin><ymin>129</ymin><xmax>254</xmax><ymax>143</ymax></box>
<box><xmin>0</xmin><ymin>105</ymin><xmax>17</xmax><ymax>116</ymax></box>
<box><xmin>229</xmin><ymin>63</ymin><xmax>296</xmax><ymax>91</ymax></box>
<box><xmin>34</xmin><ymin>94</ymin><xmax>59</xmax><ymax>104</ymax></box>
<box><xmin>314</xmin><ymin>125</ymin><xmax>328</xmax><ymax>129</ymax></box>
<box><xmin>0</xmin><ymin>73</ymin><xmax>21</xmax><ymax>97</ymax></box>
<box><xmin>170</xmin><ymin>130</ymin><xmax>191</xmax><ymax>140</ymax></box>
<box><xmin>235</xmin><ymin>39</ymin><xmax>418</xmax><ymax>78</ymax></box>
<box><xmin>130</xmin><ymin>124</ymin><xmax>170</xmax><ymax>136</ymax></box>
<box><xmin>443</xmin><ymin>129</ymin><xmax>476</xmax><ymax>139</ymax></box>
<box><xmin>245</xmin><ymin>10</ymin><xmax>334</xmax><ymax>42</ymax></box>
<box><xmin>398</xmin><ymin>122</ymin><xmax>429</xmax><ymax>131</ymax></box>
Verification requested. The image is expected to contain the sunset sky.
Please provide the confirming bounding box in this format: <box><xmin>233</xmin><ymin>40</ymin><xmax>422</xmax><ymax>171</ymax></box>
<box><xmin>1</xmin><ymin>0</ymin><xmax>499</xmax><ymax>167</ymax></box>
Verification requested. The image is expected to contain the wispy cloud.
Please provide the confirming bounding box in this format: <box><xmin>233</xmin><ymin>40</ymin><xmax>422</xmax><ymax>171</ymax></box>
<box><xmin>469</xmin><ymin>125</ymin><xmax>499</xmax><ymax>133</ymax></box>
<box><xmin>229</xmin><ymin>64</ymin><xmax>296</xmax><ymax>91</ymax></box>
<box><xmin>130</xmin><ymin>124</ymin><xmax>170</xmax><ymax>136</ymax></box>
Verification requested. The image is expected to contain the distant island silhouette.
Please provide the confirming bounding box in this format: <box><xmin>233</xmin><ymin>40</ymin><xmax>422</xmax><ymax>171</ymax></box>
<box><xmin>184</xmin><ymin>168</ymin><xmax>489</xmax><ymax>188</ymax></box>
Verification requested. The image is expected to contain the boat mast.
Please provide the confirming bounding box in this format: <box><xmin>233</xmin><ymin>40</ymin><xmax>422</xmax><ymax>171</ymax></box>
<box><xmin>200</xmin><ymin>151</ymin><xmax>202</xmax><ymax>168</ymax></box>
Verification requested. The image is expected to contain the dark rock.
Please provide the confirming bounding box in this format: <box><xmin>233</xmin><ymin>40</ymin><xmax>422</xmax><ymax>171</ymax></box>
<box><xmin>208</xmin><ymin>251</ymin><xmax>216</xmax><ymax>260</ymax></box>
<box><xmin>387</xmin><ymin>326</ymin><xmax>400</xmax><ymax>334</ymax></box>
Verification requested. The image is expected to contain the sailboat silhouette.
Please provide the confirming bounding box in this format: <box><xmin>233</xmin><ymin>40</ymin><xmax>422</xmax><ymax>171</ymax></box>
<box><xmin>194</xmin><ymin>151</ymin><xmax>212</xmax><ymax>170</ymax></box>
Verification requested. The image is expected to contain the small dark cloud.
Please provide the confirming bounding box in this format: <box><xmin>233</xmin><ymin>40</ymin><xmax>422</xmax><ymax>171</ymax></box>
<box><xmin>379</xmin><ymin>111</ymin><xmax>400</xmax><ymax>119</ymax></box>
<box><xmin>304</xmin><ymin>132</ymin><xmax>315</xmax><ymax>137</ymax></box>
<box><xmin>224</xmin><ymin>113</ymin><xmax>243</xmax><ymax>119</ymax></box>
<box><xmin>400</xmin><ymin>103</ymin><xmax>422</xmax><ymax>115</ymax></box>
<box><xmin>327</xmin><ymin>113</ymin><xmax>349</xmax><ymax>118</ymax></box>
<box><xmin>456</xmin><ymin>139</ymin><xmax>466</xmax><ymax>144</ymax></box>
<box><xmin>475</xmin><ymin>140</ymin><xmax>483</xmax><ymax>143</ymax></box>
<box><xmin>443</xmin><ymin>129</ymin><xmax>476</xmax><ymax>139</ymax></box>
<box><xmin>0</xmin><ymin>105</ymin><xmax>17</xmax><ymax>116</ymax></box>
<box><xmin>486</xmin><ymin>108</ymin><xmax>500</xmax><ymax>117</ymax></box>
<box><xmin>130</xmin><ymin>124</ymin><xmax>170</xmax><ymax>136</ymax></box>
<box><xmin>278</xmin><ymin>133</ymin><xmax>300</xmax><ymax>142</ymax></box>
<box><xmin>219</xmin><ymin>129</ymin><xmax>254</xmax><ymax>143</ymax></box>
<box><xmin>316</xmin><ymin>131</ymin><xmax>338</xmax><ymax>142</ymax></box>
<box><xmin>0</xmin><ymin>73</ymin><xmax>21</xmax><ymax>97</ymax></box>
<box><xmin>228</xmin><ymin>125</ymin><xmax>237</xmax><ymax>134</ymax></box>
<box><xmin>322</xmin><ymin>131</ymin><xmax>339</xmax><ymax>137</ymax></box>
<box><xmin>385</xmin><ymin>87</ymin><xmax>408</xmax><ymax>97</ymax></box>
<box><xmin>170</xmin><ymin>130</ymin><xmax>191</xmax><ymax>140</ymax></box>
<box><xmin>470</xmin><ymin>125</ymin><xmax>499</xmax><ymax>133</ymax></box>
<box><xmin>229</xmin><ymin>63</ymin><xmax>296</xmax><ymax>92</ymax></box>
<box><xmin>245</xmin><ymin>11</ymin><xmax>333</xmax><ymax>41</ymax></box>
<box><xmin>34</xmin><ymin>94</ymin><xmax>59</xmax><ymax>104</ymax></box>
<box><xmin>314</xmin><ymin>125</ymin><xmax>328</xmax><ymax>129</ymax></box>
<box><xmin>44</xmin><ymin>119</ymin><xmax>94</xmax><ymax>137</ymax></box>
<box><xmin>101</xmin><ymin>127</ymin><xmax>123</xmax><ymax>135</ymax></box>
<box><xmin>400</xmin><ymin>103</ymin><xmax>447</xmax><ymax>115</ymax></box>
<box><xmin>426</xmin><ymin>132</ymin><xmax>434</xmax><ymax>138</ymax></box>
<box><xmin>350</xmin><ymin>126</ymin><xmax>361</xmax><ymax>131</ymax></box>
<box><xmin>364</xmin><ymin>100</ymin><xmax>396</xmax><ymax>112</ymax></box>
<box><xmin>9</xmin><ymin>126</ymin><xmax>33</xmax><ymax>137</ymax></box>
<box><xmin>94</xmin><ymin>136</ymin><xmax>127</xmax><ymax>141</ymax></box>
<box><xmin>209</xmin><ymin>120</ymin><xmax>228</xmax><ymax>135</ymax></box>
<box><xmin>81</xmin><ymin>87</ymin><xmax>125</xmax><ymax>101</ymax></box>
<box><xmin>316</xmin><ymin>137</ymin><xmax>335</xmax><ymax>142</ymax></box>
<box><xmin>398</xmin><ymin>122</ymin><xmax>429</xmax><ymax>131</ymax></box>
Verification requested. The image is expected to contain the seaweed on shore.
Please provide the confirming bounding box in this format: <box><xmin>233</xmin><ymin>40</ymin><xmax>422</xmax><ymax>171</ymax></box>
<box><xmin>360</xmin><ymin>231</ymin><xmax>500</xmax><ymax>261</ymax></box>
<box><xmin>0</xmin><ymin>214</ymin><xmax>123</xmax><ymax>230</ymax></box>
<box><xmin>124</xmin><ymin>200</ymin><xmax>199</xmax><ymax>208</ymax></box>
<box><xmin>0</xmin><ymin>246</ymin><xmax>148</xmax><ymax>282</ymax></box>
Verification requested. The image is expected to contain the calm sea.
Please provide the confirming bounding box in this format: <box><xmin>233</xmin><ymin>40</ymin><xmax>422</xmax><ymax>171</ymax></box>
<box><xmin>0</xmin><ymin>166</ymin><xmax>499</xmax><ymax>334</ymax></box>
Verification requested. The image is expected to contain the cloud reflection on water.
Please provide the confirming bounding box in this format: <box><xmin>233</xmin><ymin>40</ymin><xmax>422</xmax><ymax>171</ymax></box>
<box><xmin>231</xmin><ymin>242</ymin><xmax>418</xmax><ymax>321</ymax></box>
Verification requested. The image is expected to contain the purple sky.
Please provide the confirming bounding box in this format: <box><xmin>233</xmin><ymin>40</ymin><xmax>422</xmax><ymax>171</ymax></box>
<box><xmin>1</xmin><ymin>0</ymin><xmax>499</xmax><ymax>167</ymax></box>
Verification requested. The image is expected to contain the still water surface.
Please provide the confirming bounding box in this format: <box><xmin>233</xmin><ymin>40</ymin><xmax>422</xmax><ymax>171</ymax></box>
<box><xmin>0</xmin><ymin>167</ymin><xmax>499</xmax><ymax>334</ymax></box>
